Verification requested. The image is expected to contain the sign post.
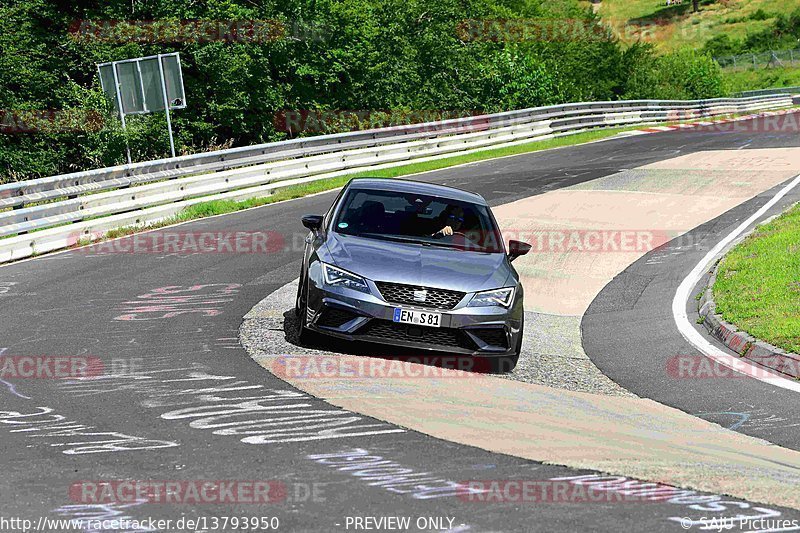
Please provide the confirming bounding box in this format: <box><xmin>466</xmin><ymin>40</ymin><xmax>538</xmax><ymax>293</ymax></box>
<box><xmin>97</xmin><ymin>53</ymin><xmax>186</xmax><ymax>163</ymax></box>
<box><xmin>109</xmin><ymin>62</ymin><xmax>131</xmax><ymax>164</ymax></box>
<box><xmin>156</xmin><ymin>55</ymin><xmax>176</xmax><ymax>158</ymax></box>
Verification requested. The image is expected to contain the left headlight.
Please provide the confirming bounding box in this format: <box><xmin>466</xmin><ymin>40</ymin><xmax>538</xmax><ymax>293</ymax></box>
<box><xmin>322</xmin><ymin>263</ymin><xmax>371</xmax><ymax>294</ymax></box>
<box><xmin>468</xmin><ymin>287</ymin><xmax>515</xmax><ymax>308</ymax></box>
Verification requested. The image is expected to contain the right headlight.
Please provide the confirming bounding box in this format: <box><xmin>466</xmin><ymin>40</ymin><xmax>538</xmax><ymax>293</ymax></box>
<box><xmin>468</xmin><ymin>287</ymin><xmax>515</xmax><ymax>308</ymax></box>
<box><xmin>321</xmin><ymin>263</ymin><xmax>371</xmax><ymax>294</ymax></box>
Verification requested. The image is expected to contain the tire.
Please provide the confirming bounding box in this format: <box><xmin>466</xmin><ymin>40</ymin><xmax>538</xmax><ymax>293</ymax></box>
<box><xmin>294</xmin><ymin>276</ymin><xmax>304</xmax><ymax>317</ymax></box>
<box><xmin>492</xmin><ymin>320</ymin><xmax>523</xmax><ymax>373</ymax></box>
<box><xmin>294</xmin><ymin>277</ymin><xmax>314</xmax><ymax>345</ymax></box>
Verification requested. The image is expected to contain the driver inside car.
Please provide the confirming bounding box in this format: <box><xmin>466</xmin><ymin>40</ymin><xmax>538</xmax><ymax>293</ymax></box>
<box><xmin>432</xmin><ymin>204</ymin><xmax>465</xmax><ymax>237</ymax></box>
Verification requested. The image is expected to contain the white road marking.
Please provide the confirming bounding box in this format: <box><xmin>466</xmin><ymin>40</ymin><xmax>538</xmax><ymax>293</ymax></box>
<box><xmin>0</xmin><ymin>379</ymin><xmax>31</xmax><ymax>400</ymax></box>
<box><xmin>62</xmin><ymin>366</ymin><xmax>405</xmax><ymax>443</ymax></box>
<box><xmin>672</xmin><ymin>173</ymin><xmax>800</xmax><ymax>393</ymax></box>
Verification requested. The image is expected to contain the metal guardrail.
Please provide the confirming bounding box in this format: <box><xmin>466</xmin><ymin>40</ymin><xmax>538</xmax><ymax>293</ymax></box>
<box><xmin>736</xmin><ymin>87</ymin><xmax>800</xmax><ymax>98</ymax></box>
<box><xmin>0</xmin><ymin>94</ymin><xmax>793</xmax><ymax>264</ymax></box>
<box><xmin>0</xmin><ymin>95</ymin><xmax>789</xmax><ymax>207</ymax></box>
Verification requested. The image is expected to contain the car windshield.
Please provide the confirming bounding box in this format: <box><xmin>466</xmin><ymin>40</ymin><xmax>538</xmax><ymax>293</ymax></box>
<box><xmin>332</xmin><ymin>188</ymin><xmax>505</xmax><ymax>252</ymax></box>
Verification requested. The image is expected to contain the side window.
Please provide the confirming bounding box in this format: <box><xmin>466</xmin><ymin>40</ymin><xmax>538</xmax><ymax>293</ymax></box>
<box><xmin>348</xmin><ymin>192</ymin><xmax>368</xmax><ymax>210</ymax></box>
<box><xmin>324</xmin><ymin>187</ymin><xmax>349</xmax><ymax>231</ymax></box>
<box><xmin>380</xmin><ymin>195</ymin><xmax>408</xmax><ymax>213</ymax></box>
<box><xmin>429</xmin><ymin>202</ymin><xmax>446</xmax><ymax>218</ymax></box>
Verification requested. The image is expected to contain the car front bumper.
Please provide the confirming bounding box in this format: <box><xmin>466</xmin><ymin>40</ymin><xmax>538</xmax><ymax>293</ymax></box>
<box><xmin>305</xmin><ymin>279</ymin><xmax>523</xmax><ymax>357</ymax></box>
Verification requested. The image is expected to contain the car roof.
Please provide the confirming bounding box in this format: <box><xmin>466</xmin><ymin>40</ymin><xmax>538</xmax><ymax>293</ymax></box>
<box><xmin>347</xmin><ymin>178</ymin><xmax>488</xmax><ymax>205</ymax></box>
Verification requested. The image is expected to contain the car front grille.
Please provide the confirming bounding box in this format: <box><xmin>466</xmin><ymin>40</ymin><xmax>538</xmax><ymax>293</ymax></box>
<box><xmin>374</xmin><ymin>282</ymin><xmax>465</xmax><ymax>310</ymax></box>
<box><xmin>358</xmin><ymin>320</ymin><xmax>474</xmax><ymax>350</ymax></box>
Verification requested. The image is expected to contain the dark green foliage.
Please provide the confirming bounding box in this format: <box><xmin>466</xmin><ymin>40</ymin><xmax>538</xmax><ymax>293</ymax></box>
<box><xmin>623</xmin><ymin>45</ymin><xmax>725</xmax><ymax>100</ymax></box>
<box><xmin>703</xmin><ymin>34</ymin><xmax>743</xmax><ymax>57</ymax></box>
<box><xmin>704</xmin><ymin>8</ymin><xmax>800</xmax><ymax>57</ymax></box>
<box><xmin>0</xmin><ymin>0</ymin><xmax>726</xmax><ymax>182</ymax></box>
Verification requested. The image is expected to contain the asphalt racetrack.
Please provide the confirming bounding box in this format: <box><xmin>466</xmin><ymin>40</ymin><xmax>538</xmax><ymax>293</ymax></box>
<box><xmin>2</xmin><ymin>116</ymin><xmax>800</xmax><ymax>532</ymax></box>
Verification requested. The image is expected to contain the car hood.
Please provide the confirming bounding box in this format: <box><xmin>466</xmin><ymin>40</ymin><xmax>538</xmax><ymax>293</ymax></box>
<box><xmin>324</xmin><ymin>233</ymin><xmax>514</xmax><ymax>293</ymax></box>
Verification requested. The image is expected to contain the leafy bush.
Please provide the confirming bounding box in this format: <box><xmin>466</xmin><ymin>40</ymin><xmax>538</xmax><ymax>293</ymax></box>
<box><xmin>705</xmin><ymin>7</ymin><xmax>800</xmax><ymax>57</ymax></box>
<box><xmin>703</xmin><ymin>34</ymin><xmax>744</xmax><ymax>57</ymax></box>
<box><xmin>0</xmin><ymin>0</ymin><xmax>729</xmax><ymax>183</ymax></box>
<box><xmin>749</xmin><ymin>9</ymin><xmax>773</xmax><ymax>22</ymax></box>
<box><xmin>623</xmin><ymin>46</ymin><xmax>725</xmax><ymax>100</ymax></box>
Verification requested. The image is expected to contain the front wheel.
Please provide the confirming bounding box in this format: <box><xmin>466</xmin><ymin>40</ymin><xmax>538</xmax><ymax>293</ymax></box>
<box><xmin>492</xmin><ymin>321</ymin><xmax>523</xmax><ymax>373</ymax></box>
<box><xmin>294</xmin><ymin>277</ymin><xmax>315</xmax><ymax>345</ymax></box>
<box><xmin>294</xmin><ymin>277</ymin><xmax>304</xmax><ymax>317</ymax></box>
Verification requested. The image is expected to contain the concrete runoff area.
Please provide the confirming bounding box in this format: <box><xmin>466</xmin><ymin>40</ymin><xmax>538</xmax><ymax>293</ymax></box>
<box><xmin>500</xmin><ymin>148</ymin><xmax>800</xmax><ymax>316</ymax></box>
<box><xmin>242</xmin><ymin>148</ymin><xmax>800</xmax><ymax>510</ymax></box>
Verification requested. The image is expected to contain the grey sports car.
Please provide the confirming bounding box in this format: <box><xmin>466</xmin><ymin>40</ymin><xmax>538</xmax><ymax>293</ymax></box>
<box><xmin>294</xmin><ymin>178</ymin><xmax>531</xmax><ymax>371</ymax></box>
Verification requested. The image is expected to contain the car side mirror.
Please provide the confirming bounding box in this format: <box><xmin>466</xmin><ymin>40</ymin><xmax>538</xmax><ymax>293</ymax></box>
<box><xmin>302</xmin><ymin>214</ymin><xmax>323</xmax><ymax>231</ymax></box>
<box><xmin>508</xmin><ymin>240</ymin><xmax>531</xmax><ymax>262</ymax></box>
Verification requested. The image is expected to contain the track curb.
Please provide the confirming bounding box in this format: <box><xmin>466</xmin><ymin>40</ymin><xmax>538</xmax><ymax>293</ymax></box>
<box><xmin>698</xmin><ymin>259</ymin><xmax>800</xmax><ymax>380</ymax></box>
<box><xmin>632</xmin><ymin>107</ymin><xmax>798</xmax><ymax>134</ymax></box>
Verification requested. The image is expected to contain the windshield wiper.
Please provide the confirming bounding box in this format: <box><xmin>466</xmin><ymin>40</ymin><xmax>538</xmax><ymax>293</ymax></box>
<box><xmin>422</xmin><ymin>240</ymin><xmax>467</xmax><ymax>250</ymax></box>
<box><xmin>357</xmin><ymin>233</ymin><xmax>429</xmax><ymax>246</ymax></box>
<box><xmin>357</xmin><ymin>232</ymin><xmax>476</xmax><ymax>251</ymax></box>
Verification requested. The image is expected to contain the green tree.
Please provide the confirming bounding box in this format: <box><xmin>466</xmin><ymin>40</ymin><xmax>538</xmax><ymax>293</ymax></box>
<box><xmin>0</xmin><ymin>0</ymin><xmax>727</xmax><ymax>183</ymax></box>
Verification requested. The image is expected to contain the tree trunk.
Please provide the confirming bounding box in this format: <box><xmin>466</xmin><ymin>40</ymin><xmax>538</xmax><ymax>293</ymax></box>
<box><xmin>692</xmin><ymin>0</ymin><xmax>699</xmax><ymax>12</ymax></box>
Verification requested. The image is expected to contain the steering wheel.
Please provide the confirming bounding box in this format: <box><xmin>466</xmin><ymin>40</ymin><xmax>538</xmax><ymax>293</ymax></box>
<box><xmin>430</xmin><ymin>230</ymin><xmax>469</xmax><ymax>241</ymax></box>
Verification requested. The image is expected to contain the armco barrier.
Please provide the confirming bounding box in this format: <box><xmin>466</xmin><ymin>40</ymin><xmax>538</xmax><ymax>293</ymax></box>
<box><xmin>0</xmin><ymin>95</ymin><xmax>789</xmax><ymax>208</ymax></box>
<box><xmin>0</xmin><ymin>95</ymin><xmax>793</xmax><ymax>263</ymax></box>
<box><xmin>736</xmin><ymin>87</ymin><xmax>800</xmax><ymax>98</ymax></box>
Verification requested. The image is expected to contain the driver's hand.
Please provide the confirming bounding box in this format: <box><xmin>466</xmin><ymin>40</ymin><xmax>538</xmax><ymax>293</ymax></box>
<box><xmin>440</xmin><ymin>225</ymin><xmax>453</xmax><ymax>236</ymax></box>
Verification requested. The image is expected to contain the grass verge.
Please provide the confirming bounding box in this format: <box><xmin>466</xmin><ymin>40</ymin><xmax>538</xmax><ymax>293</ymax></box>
<box><xmin>587</xmin><ymin>0</ymin><xmax>800</xmax><ymax>51</ymax></box>
<box><xmin>722</xmin><ymin>65</ymin><xmax>800</xmax><ymax>95</ymax></box>
<box><xmin>713</xmin><ymin>202</ymin><xmax>800</xmax><ymax>354</ymax></box>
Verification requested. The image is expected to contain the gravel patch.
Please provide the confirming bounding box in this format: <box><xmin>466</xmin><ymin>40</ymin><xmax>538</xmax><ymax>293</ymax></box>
<box><xmin>503</xmin><ymin>312</ymin><xmax>634</xmax><ymax>396</ymax></box>
<box><xmin>240</xmin><ymin>279</ymin><xmax>634</xmax><ymax>397</ymax></box>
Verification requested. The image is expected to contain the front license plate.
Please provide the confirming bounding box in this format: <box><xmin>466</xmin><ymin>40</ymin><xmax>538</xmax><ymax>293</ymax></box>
<box><xmin>393</xmin><ymin>308</ymin><xmax>441</xmax><ymax>328</ymax></box>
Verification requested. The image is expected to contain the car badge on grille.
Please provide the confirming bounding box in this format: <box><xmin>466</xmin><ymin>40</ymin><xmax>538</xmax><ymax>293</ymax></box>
<box><xmin>412</xmin><ymin>290</ymin><xmax>428</xmax><ymax>302</ymax></box>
